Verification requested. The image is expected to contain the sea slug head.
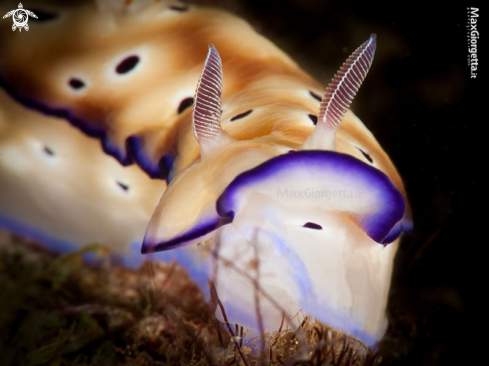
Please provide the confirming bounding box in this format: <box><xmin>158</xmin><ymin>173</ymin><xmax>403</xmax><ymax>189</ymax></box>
<box><xmin>142</xmin><ymin>38</ymin><xmax>412</xmax><ymax>349</ymax></box>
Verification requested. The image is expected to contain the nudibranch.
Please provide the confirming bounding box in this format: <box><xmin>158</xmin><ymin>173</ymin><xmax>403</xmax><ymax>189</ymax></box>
<box><xmin>0</xmin><ymin>0</ymin><xmax>411</xmax><ymax>350</ymax></box>
<box><xmin>142</xmin><ymin>40</ymin><xmax>412</xmax><ymax>346</ymax></box>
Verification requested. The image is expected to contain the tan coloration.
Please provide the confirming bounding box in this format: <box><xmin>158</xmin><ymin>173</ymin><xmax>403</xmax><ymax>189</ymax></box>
<box><xmin>145</xmin><ymin>138</ymin><xmax>290</xmax><ymax>248</ymax></box>
<box><xmin>336</xmin><ymin>111</ymin><xmax>408</xmax><ymax>201</ymax></box>
<box><xmin>173</xmin><ymin>106</ymin><xmax>406</xmax><ymax>208</ymax></box>
<box><xmin>0</xmin><ymin>90</ymin><xmax>165</xmax><ymax>255</ymax></box>
<box><xmin>96</xmin><ymin>0</ymin><xmax>174</xmax><ymax>15</ymax></box>
<box><xmin>0</xmin><ymin>0</ymin><xmax>315</xmax><ymax>162</ymax></box>
<box><xmin>1</xmin><ymin>0</ymin><xmax>401</xmax><ymax>189</ymax></box>
<box><xmin>172</xmin><ymin>80</ymin><xmax>320</xmax><ymax>173</ymax></box>
<box><xmin>169</xmin><ymin>70</ymin><xmax>405</xmax><ymax>204</ymax></box>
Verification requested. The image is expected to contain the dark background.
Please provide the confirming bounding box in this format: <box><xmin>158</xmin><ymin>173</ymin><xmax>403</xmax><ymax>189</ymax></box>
<box><xmin>203</xmin><ymin>0</ymin><xmax>483</xmax><ymax>364</ymax></box>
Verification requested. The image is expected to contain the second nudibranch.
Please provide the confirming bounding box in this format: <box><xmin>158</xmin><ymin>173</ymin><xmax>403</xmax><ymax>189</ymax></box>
<box><xmin>142</xmin><ymin>36</ymin><xmax>411</xmax><ymax>347</ymax></box>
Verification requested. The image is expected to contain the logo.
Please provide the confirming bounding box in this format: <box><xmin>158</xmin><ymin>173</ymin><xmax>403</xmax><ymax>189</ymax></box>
<box><xmin>3</xmin><ymin>3</ymin><xmax>37</xmax><ymax>32</ymax></box>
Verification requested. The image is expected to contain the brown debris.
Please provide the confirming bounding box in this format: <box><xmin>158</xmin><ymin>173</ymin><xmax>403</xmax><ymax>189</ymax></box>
<box><xmin>0</xmin><ymin>231</ymin><xmax>379</xmax><ymax>365</ymax></box>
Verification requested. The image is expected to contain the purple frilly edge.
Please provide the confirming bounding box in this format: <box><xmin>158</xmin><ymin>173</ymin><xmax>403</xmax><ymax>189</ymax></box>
<box><xmin>216</xmin><ymin>150</ymin><xmax>410</xmax><ymax>245</ymax></box>
<box><xmin>141</xmin><ymin>150</ymin><xmax>411</xmax><ymax>253</ymax></box>
<box><xmin>0</xmin><ymin>74</ymin><xmax>170</xmax><ymax>179</ymax></box>
<box><xmin>127</xmin><ymin>136</ymin><xmax>174</xmax><ymax>181</ymax></box>
<box><xmin>141</xmin><ymin>216</ymin><xmax>232</xmax><ymax>253</ymax></box>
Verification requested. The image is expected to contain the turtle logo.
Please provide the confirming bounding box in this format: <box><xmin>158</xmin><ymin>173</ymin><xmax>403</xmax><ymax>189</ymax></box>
<box><xmin>3</xmin><ymin>3</ymin><xmax>37</xmax><ymax>32</ymax></box>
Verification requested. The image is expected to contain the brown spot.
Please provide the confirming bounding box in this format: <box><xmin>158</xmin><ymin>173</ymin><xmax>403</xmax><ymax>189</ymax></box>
<box><xmin>248</xmin><ymin>259</ymin><xmax>259</xmax><ymax>270</ymax></box>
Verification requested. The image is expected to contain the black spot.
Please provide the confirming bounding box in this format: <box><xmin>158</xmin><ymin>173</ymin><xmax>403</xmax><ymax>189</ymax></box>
<box><xmin>30</xmin><ymin>9</ymin><xmax>58</xmax><ymax>22</ymax></box>
<box><xmin>309</xmin><ymin>91</ymin><xmax>322</xmax><ymax>102</ymax></box>
<box><xmin>116</xmin><ymin>181</ymin><xmax>130</xmax><ymax>192</ymax></box>
<box><xmin>69</xmin><ymin>78</ymin><xmax>85</xmax><ymax>90</ymax></box>
<box><xmin>177</xmin><ymin>97</ymin><xmax>194</xmax><ymax>114</ymax></box>
<box><xmin>308</xmin><ymin>114</ymin><xmax>318</xmax><ymax>125</ymax></box>
<box><xmin>358</xmin><ymin>148</ymin><xmax>374</xmax><ymax>163</ymax></box>
<box><xmin>230</xmin><ymin>109</ymin><xmax>253</xmax><ymax>121</ymax></box>
<box><xmin>303</xmin><ymin>222</ymin><xmax>322</xmax><ymax>230</ymax></box>
<box><xmin>116</xmin><ymin>56</ymin><xmax>140</xmax><ymax>74</ymax></box>
<box><xmin>169</xmin><ymin>4</ymin><xmax>189</xmax><ymax>11</ymax></box>
<box><xmin>43</xmin><ymin>146</ymin><xmax>55</xmax><ymax>156</ymax></box>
